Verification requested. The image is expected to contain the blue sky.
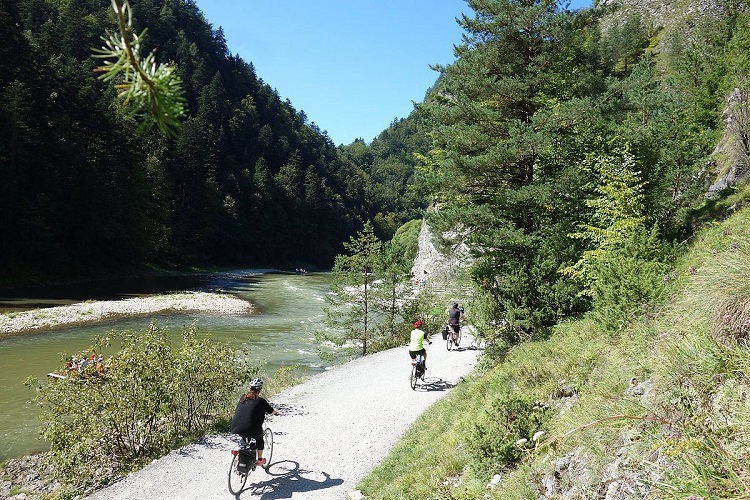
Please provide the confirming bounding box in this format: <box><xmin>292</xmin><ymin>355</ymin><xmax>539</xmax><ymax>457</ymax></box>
<box><xmin>195</xmin><ymin>1</ymin><xmax>593</xmax><ymax>146</ymax></box>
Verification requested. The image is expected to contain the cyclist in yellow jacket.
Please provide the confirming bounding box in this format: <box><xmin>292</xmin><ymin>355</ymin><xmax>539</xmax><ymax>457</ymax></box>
<box><xmin>408</xmin><ymin>320</ymin><xmax>432</xmax><ymax>370</ymax></box>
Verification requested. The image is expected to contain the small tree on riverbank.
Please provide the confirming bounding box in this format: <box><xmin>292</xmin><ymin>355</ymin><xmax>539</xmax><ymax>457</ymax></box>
<box><xmin>317</xmin><ymin>221</ymin><xmax>420</xmax><ymax>359</ymax></box>
<box><xmin>369</xmin><ymin>239</ymin><xmax>414</xmax><ymax>351</ymax></box>
<box><xmin>318</xmin><ymin>221</ymin><xmax>383</xmax><ymax>358</ymax></box>
<box><xmin>25</xmin><ymin>323</ymin><xmax>254</xmax><ymax>494</ymax></box>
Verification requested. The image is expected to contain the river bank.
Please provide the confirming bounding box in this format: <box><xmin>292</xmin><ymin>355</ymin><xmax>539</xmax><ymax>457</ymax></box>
<box><xmin>0</xmin><ymin>292</ymin><xmax>254</xmax><ymax>338</ymax></box>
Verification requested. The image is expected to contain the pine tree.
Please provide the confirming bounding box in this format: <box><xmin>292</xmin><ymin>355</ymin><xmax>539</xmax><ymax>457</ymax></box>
<box><xmin>418</xmin><ymin>0</ymin><xmax>598</xmax><ymax>335</ymax></box>
<box><xmin>318</xmin><ymin>221</ymin><xmax>383</xmax><ymax>358</ymax></box>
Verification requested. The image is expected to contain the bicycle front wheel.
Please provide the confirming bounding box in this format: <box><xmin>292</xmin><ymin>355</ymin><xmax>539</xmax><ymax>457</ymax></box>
<box><xmin>456</xmin><ymin>326</ymin><xmax>462</xmax><ymax>346</ymax></box>
<box><xmin>263</xmin><ymin>428</ymin><xmax>274</xmax><ymax>470</ymax></box>
<box><xmin>228</xmin><ymin>453</ymin><xmax>249</xmax><ymax>494</ymax></box>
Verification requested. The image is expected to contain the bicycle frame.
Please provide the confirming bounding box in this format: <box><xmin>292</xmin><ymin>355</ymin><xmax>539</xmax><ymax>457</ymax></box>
<box><xmin>410</xmin><ymin>354</ymin><xmax>425</xmax><ymax>389</ymax></box>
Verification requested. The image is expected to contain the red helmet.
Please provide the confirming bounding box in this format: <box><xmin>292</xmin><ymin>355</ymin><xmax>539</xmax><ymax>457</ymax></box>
<box><xmin>414</xmin><ymin>320</ymin><xmax>423</xmax><ymax>327</ymax></box>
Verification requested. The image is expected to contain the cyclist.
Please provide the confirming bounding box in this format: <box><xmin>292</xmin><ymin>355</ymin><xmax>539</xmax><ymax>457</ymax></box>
<box><xmin>230</xmin><ymin>378</ymin><xmax>279</xmax><ymax>466</ymax></box>
<box><xmin>409</xmin><ymin>320</ymin><xmax>432</xmax><ymax>370</ymax></box>
<box><xmin>447</xmin><ymin>303</ymin><xmax>462</xmax><ymax>343</ymax></box>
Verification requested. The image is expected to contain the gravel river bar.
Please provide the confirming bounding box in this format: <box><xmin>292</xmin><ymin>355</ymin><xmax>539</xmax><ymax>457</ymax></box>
<box><xmin>0</xmin><ymin>292</ymin><xmax>254</xmax><ymax>336</ymax></box>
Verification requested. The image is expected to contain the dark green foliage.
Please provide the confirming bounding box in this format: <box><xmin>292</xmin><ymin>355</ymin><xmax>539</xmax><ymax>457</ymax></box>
<box><xmin>418</xmin><ymin>0</ymin><xmax>603</xmax><ymax>338</ymax></box>
<box><xmin>415</xmin><ymin>0</ymin><xmax>734</xmax><ymax>346</ymax></box>
<box><xmin>588</xmin><ymin>225</ymin><xmax>675</xmax><ymax>331</ymax></box>
<box><xmin>388</xmin><ymin>218</ymin><xmax>422</xmax><ymax>267</ymax></box>
<box><xmin>339</xmin><ymin>115</ymin><xmax>430</xmax><ymax>241</ymax></box>
<box><xmin>597</xmin><ymin>14</ymin><xmax>649</xmax><ymax>76</ymax></box>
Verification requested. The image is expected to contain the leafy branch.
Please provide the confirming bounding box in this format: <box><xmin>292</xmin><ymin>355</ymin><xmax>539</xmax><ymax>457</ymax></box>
<box><xmin>93</xmin><ymin>0</ymin><xmax>186</xmax><ymax>136</ymax></box>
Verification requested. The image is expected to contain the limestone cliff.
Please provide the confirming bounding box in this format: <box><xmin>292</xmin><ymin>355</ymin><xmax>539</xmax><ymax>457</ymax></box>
<box><xmin>410</xmin><ymin>219</ymin><xmax>471</xmax><ymax>290</ymax></box>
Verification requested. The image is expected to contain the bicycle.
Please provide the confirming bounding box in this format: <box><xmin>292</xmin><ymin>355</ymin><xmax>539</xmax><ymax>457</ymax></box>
<box><xmin>445</xmin><ymin>324</ymin><xmax>461</xmax><ymax>351</ymax></box>
<box><xmin>227</xmin><ymin>427</ymin><xmax>274</xmax><ymax>494</ymax></box>
<box><xmin>410</xmin><ymin>353</ymin><xmax>426</xmax><ymax>390</ymax></box>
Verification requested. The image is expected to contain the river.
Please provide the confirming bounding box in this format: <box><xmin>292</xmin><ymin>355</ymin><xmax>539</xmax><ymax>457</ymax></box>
<box><xmin>0</xmin><ymin>270</ymin><xmax>334</xmax><ymax>462</ymax></box>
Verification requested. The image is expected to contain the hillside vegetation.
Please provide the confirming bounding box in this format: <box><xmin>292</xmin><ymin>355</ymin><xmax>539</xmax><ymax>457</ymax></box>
<box><xmin>359</xmin><ymin>197</ymin><xmax>750</xmax><ymax>499</ymax></box>
<box><xmin>357</xmin><ymin>0</ymin><xmax>750</xmax><ymax>496</ymax></box>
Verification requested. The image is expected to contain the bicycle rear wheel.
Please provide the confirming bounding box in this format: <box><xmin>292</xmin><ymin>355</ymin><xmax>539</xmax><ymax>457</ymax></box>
<box><xmin>262</xmin><ymin>427</ymin><xmax>274</xmax><ymax>470</ymax></box>
<box><xmin>410</xmin><ymin>362</ymin><xmax>417</xmax><ymax>390</ymax></box>
<box><xmin>228</xmin><ymin>453</ymin><xmax>249</xmax><ymax>494</ymax></box>
<box><xmin>446</xmin><ymin>333</ymin><xmax>453</xmax><ymax>351</ymax></box>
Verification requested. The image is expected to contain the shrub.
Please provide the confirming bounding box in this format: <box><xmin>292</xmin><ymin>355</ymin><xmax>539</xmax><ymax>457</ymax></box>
<box><xmin>588</xmin><ymin>225</ymin><xmax>674</xmax><ymax>331</ymax></box>
<box><xmin>467</xmin><ymin>392</ymin><xmax>550</xmax><ymax>474</ymax></box>
<box><xmin>26</xmin><ymin>322</ymin><xmax>255</xmax><ymax>492</ymax></box>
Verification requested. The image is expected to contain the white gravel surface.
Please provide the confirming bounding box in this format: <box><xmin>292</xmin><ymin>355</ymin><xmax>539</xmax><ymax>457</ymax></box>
<box><xmin>0</xmin><ymin>292</ymin><xmax>254</xmax><ymax>335</ymax></box>
<box><xmin>86</xmin><ymin>332</ymin><xmax>480</xmax><ymax>500</ymax></box>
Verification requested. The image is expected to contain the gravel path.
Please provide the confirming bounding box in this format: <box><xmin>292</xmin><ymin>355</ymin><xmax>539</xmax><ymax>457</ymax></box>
<box><xmin>86</xmin><ymin>332</ymin><xmax>480</xmax><ymax>500</ymax></box>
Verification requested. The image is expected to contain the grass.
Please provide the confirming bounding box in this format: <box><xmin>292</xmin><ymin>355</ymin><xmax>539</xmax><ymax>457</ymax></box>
<box><xmin>358</xmin><ymin>204</ymin><xmax>750</xmax><ymax>499</ymax></box>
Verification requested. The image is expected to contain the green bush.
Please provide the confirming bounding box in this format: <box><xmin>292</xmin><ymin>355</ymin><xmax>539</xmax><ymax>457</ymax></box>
<box><xmin>26</xmin><ymin>323</ymin><xmax>255</xmax><ymax>492</ymax></box>
<box><xmin>588</xmin><ymin>225</ymin><xmax>674</xmax><ymax>331</ymax></box>
<box><xmin>467</xmin><ymin>392</ymin><xmax>550</xmax><ymax>474</ymax></box>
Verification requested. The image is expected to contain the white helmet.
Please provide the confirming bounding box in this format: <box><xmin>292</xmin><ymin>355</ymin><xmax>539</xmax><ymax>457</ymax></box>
<box><xmin>250</xmin><ymin>378</ymin><xmax>263</xmax><ymax>390</ymax></box>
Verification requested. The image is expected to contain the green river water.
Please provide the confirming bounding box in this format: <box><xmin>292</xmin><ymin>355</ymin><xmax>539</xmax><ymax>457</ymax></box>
<box><xmin>0</xmin><ymin>271</ymin><xmax>333</xmax><ymax>461</ymax></box>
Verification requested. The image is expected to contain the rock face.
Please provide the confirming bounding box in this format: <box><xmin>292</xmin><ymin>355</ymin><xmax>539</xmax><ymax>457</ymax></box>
<box><xmin>707</xmin><ymin>87</ymin><xmax>750</xmax><ymax>199</ymax></box>
<box><xmin>598</xmin><ymin>0</ymin><xmax>724</xmax><ymax>29</ymax></box>
<box><xmin>410</xmin><ymin>219</ymin><xmax>472</xmax><ymax>289</ymax></box>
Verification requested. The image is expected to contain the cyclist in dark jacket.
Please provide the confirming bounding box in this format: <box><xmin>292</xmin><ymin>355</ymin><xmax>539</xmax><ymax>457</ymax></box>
<box><xmin>231</xmin><ymin>378</ymin><xmax>279</xmax><ymax>466</ymax></box>
<box><xmin>447</xmin><ymin>303</ymin><xmax>462</xmax><ymax>339</ymax></box>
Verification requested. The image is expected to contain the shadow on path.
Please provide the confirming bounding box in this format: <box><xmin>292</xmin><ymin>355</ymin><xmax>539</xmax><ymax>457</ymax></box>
<box><xmin>416</xmin><ymin>377</ymin><xmax>453</xmax><ymax>392</ymax></box>
<box><xmin>234</xmin><ymin>460</ymin><xmax>344</xmax><ymax>499</ymax></box>
<box><xmin>174</xmin><ymin>435</ymin><xmax>225</xmax><ymax>458</ymax></box>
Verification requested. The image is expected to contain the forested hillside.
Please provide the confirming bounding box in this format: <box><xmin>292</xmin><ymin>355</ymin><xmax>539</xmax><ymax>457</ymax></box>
<box><xmin>0</xmin><ymin>0</ymin><xmax>428</xmax><ymax>283</ymax></box>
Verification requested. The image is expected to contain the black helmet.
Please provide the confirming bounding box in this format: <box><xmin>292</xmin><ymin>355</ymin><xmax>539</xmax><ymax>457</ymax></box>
<box><xmin>453</xmin><ymin>303</ymin><xmax>459</xmax><ymax>308</ymax></box>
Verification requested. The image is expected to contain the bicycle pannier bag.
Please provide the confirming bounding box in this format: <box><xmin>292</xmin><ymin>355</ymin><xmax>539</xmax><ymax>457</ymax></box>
<box><xmin>237</xmin><ymin>449</ymin><xmax>255</xmax><ymax>473</ymax></box>
<box><xmin>442</xmin><ymin>326</ymin><xmax>449</xmax><ymax>340</ymax></box>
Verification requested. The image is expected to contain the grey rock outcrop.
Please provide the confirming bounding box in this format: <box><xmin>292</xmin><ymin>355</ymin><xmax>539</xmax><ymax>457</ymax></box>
<box><xmin>707</xmin><ymin>87</ymin><xmax>750</xmax><ymax>199</ymax></box>
<box><xmin>410</xmin><ymin>219</ymin><xmax>471</xmax><ymax>288</ymax></box>
<box><xmin>597</xmin><ymin>0</ymin><xmax>724</xmax><ymax>30</ymax></box>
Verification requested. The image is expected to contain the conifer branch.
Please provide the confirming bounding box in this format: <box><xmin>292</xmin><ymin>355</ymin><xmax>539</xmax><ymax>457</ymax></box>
<box><xmin>93</xmin><ymin>0</ymin><xmax>186</xmax><ymax>136</ymax></box>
